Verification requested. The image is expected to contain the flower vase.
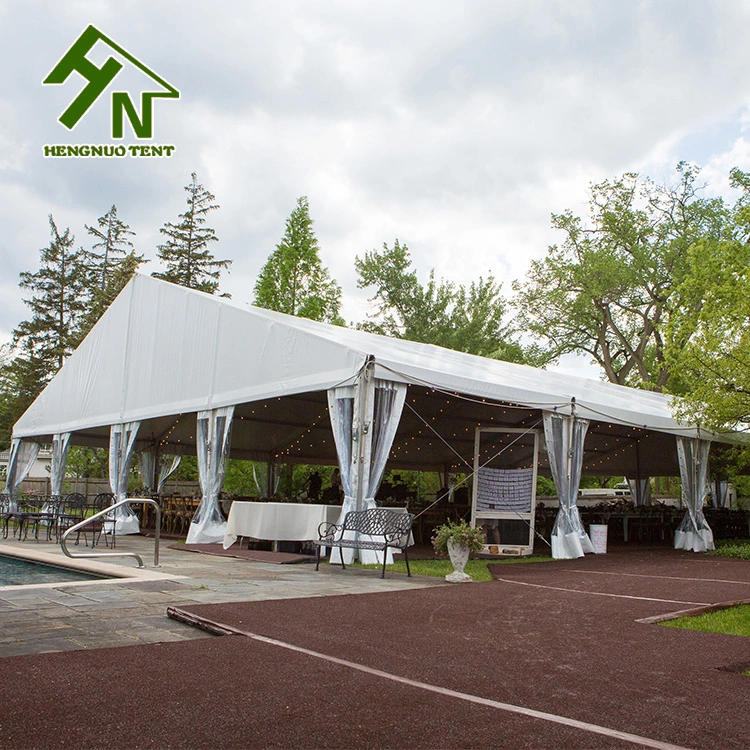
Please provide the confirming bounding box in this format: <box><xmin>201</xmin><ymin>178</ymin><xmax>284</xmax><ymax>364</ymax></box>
<box><xmin>445</xmin><ymin>539</ymin><xmax>472</xmax><ymax>583</ymax></box>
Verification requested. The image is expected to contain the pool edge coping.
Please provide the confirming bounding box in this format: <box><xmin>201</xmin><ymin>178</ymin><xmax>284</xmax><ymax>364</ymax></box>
<box><xmin>0</xmin><ymin>545</ymin><xmax>184</xmax><ymax>591</ymax></box>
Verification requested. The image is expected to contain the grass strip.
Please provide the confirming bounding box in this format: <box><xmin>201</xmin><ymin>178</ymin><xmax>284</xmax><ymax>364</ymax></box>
<box><xmin>660</xmin><ymin>604</ymin><xmax>750</xmax><ymax>638</ymax></box>
<box><xmin>708</xmin><ymin>538</ymin><xmax>750</xmax><ymax>561</ymax></box>
<box><xmin>352</xmin><ymin>555</ymin><xmax>553</xmax><ymax>581</ymax></box>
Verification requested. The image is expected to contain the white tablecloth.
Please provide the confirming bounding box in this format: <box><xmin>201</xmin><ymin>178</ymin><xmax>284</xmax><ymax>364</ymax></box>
<box><xmin>223</xmin><ymin>502</ymin><xmax>340</xmax><ymax>549</ymax></box>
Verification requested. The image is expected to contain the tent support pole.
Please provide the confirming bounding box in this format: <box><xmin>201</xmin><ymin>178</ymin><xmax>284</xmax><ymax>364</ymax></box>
<box><xmin>634</xmin><ymin>442</ymin><xmax>642</xmax><ymax>506</ymax></box>
<box><xmin>353</xmin><ymin>356</ymin><xmax>375</xmax><ymax>560</ymax></box>
<box><xmin>266</xmin><ymin>455</ymin><xmax>275</xmax><ymax>498</ymax></box>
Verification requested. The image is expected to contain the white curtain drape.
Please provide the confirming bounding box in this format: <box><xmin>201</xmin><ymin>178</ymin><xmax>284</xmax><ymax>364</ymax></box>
<box><xmin>51</xmin><ymin>433</ymin><xmax>71</xmax><ymax>497</ymax></box>
<box><xmin>366</xmin><ymin>381</ymin><xmax>408</xmax><ymax>500</ymax></box>
<box><xmin>139</xmin><ymin>452</ymin><xmax>181</xmax><ymax>495</ymax></box>
<box><xmin>674</xmin><ymin>437</ymin><xmax>714</xmax><ymax>552</ymax></box>
<box><xmin>3</xmin><ymin>438</ymin><xmax>40</xmax><ymax>510</ymax></box>
<box><xmin>327</xmin><ymin>386</ymin><xmax>356</xmax><ymax>563</ymax></box>
<box><xmin>187</xmin><ymin>406</ymin><xmax>234</xmax><ymax>544</ymax></box>
<box><xmin>327</xmin><ymin>379</ymin><xmax>407</xmax><ymax>564</ymax></box>
<box><xmin>139</xmin><ymin>451</ymin><xmax>156</xmax><ymax>493</ymax></box>
<box><xmin>627</xmin><ymin>477</ymin><xmax>652</xmax><ymax>507</ymax></box>
<box><xmin>109</xmin><ymin>422</ymin><xmax>141</xmax><ymax>535</ymax></box>
<box><xmin>710</xmin><ymin>479</ymin><xmax>730</xmax><ymax>509</ymax></box>
<box><xmin>157</xmin><ymin>455</ymin><xmax>181</xmax><ymax>494</ymax></box>
<box><xmin>543</xmin><ymin>412</ymin><xmax>594</xmax><ymax>559</ymax></box>
<box><xmin>361</xmin><ymin>381</ymin><xmax>408</xmax><ymax>564</ymax></box>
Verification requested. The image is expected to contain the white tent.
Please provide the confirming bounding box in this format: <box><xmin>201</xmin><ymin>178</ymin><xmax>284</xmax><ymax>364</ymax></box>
<box><xmin>8</xmin><ymin>274</ymin><xmax>742</xmax><ymax>555</ymax></box>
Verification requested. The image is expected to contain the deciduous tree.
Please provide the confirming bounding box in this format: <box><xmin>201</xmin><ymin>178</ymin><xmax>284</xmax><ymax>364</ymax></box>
<box><xmin>254</xmin><ymin>196</ymin><xmax>342</xmax><ymax>323</ymax></box>
<box><xmin>512</xmin><ymin>163</ymin><xmax>728</xmax><ymax>390</ymax></box>
<box><xmin>0</xmin><ymin>344</ymin><xmax>49</xmax><ymax>448</ymax></box>
<box><xmin>667</xmin><ymin>168</ymin><xmax>750</xmax><ymax>429</ymax></box>
<box><xmin>356</xmin><ymin>240</ymin><xmax>529</xmax><ymax>361</ymax></box>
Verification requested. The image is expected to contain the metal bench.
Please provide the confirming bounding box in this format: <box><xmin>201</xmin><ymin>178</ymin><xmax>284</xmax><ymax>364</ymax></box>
<box><xmin>315</xmin><ymin>507</ymin><xmax>414</xmax><ymax>578</ymax></box>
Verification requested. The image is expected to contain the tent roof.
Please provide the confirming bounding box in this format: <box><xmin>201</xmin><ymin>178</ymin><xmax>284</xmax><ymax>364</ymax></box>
<box><xmin>12</xmin><ymin>274</ymin><xmax>738</xmax><ymax>475</ymax></box>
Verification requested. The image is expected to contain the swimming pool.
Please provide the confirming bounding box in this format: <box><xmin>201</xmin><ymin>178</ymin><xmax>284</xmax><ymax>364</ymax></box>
<box><xmin>0</xmin><ymin>553</ymin><xmax>110</xmax><ymax>586</ymax></box>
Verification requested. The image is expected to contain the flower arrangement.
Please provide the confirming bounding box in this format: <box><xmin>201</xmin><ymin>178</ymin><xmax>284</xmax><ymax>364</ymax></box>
<box><xmin>431</xmin><ymin>519</ymin><xmax>485</xmax><ymax>556</ymax></box>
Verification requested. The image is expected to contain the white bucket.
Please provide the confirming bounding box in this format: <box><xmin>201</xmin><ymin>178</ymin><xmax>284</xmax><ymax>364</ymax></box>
<box><xmin>589</xmin><ymin>524</ymin><xmax>608</xmax><ymax>554</ymax></box>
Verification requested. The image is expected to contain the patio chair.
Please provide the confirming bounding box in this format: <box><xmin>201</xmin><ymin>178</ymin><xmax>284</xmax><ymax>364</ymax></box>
<box><xmin>1</xmin><ymin>493</ymin><xmax>13</xmax><ymax>539</ymax></box>
<box><xmin>89</xmin><ymin>493</ymin><xmax>116</xmax><ymax>548</ymax></box>
<box><xmin>56</xmin><ymin>493</ymin><xmax>87</xmax><ymax>544</ymax></box>
<box><xmin>39</xmin><ymin>495</ymin><xmax>63</xmax><ymax>541</ymax></box>
<box><xmin>17</xmin><ymin>496</ymin><xmax>55</xmax><ymax>542</ymax></box>
<box><xmin>174</xmin><ymin>495</ymin><xmax>198</xmax><ymax>536</ymax></box>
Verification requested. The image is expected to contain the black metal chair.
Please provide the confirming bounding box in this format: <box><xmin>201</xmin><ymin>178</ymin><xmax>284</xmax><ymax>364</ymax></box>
<box><xmin>17</xmin><ymin>496</ymin><xmax>55</xmax><ymax>542</ymax></box>
<box><xmin>55</xmin><ymin>493</ymin><xmax>87</xmax><ymax>544</ymax></box>
<box><xmin>1</xmin><ymin>493</ymin><xmax>13</xmax><ymax>539</ymax></box>
<box><xmin>89</xmin><ymin>493</ymin><xmax>116</xmax><ymax>547</ymax></box>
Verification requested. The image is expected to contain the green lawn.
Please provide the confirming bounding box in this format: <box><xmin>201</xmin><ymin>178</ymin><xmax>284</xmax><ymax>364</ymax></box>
<box><xmin>352</xmin><ymin>554</ymin><xmax>553</xmax><ymax>581</ymax></box>
<box><xmin>660</xmin><ymin>604</ymin><xmax>750</xmax><ymax>639</ymax></box>
<box><xmin>708</xmin><ymin>538</ymin><xmax>750</xmax><ymax>561</ymax></box>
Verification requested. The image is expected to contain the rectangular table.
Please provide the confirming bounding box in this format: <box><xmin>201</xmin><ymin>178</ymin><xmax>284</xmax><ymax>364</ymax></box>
<box><xmin>223</xmin><ymin>502</ymin><xmax>340</xmax><ymax>550</ymax></box>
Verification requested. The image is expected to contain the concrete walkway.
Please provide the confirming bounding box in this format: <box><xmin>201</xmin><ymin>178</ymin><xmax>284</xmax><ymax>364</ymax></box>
<box><xmin>0</xmin><ymin>535</ymin><xmax>443</xmax><ymax>657</ymax></box>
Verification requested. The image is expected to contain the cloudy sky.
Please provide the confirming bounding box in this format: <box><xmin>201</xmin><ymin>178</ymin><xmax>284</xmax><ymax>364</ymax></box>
<box><xmin>2</xmin><ymin>0</ymin><xmax>750</xmax><ymax>379</ymax></box>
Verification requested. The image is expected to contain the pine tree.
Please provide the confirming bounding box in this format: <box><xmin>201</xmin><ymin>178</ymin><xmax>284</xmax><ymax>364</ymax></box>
<box><xmin>254</xmin><ymin>196</ymin><xmax>343</xmax><ymax>323</ymax></box>
<box><xmin>0</xmin><ymin>216</ymin><xmax>89</xmax><ymax>445</ymax></box>
<box><xmin>77</xmin><ymin>205</ymin><xmax>144</xmax><ymax>343</ymax></box>
<box><xmin>14</xmin><ymin>215</ymin><xmax>89</xmax><ymax>374</ymax></box>
<box><xmin>85</xmin><ymin>204</ymin><xmax>139</xmax><ymax>291</ymax></box>
<box><xmin>153</xmin><ymin>172</ymin><xmax>230</xmax><ymax>294</ymax></box>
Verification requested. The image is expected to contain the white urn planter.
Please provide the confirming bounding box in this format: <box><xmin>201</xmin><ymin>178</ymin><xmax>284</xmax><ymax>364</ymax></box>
<box><xmin>445</xmin><ymin>539</ymin><xmax>473</xmax><ymax>583</ymax></box>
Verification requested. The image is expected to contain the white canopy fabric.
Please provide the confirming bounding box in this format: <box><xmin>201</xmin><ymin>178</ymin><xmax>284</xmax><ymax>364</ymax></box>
<box><xmin>12</xmin><ymin>273</ymin><xmax>732</xmax><ymax>449</ymax></box>
<box><xmin>627</xmin><ymin>477</ymin><xmax>653</xmax><ymax>507</ymax></box>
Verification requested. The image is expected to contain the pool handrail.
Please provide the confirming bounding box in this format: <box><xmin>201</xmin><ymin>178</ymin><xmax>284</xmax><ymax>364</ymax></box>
<box><xmin>60</xmin><ymin>497</ymin><xmax>161</xmax><ymax>568</ymax></box>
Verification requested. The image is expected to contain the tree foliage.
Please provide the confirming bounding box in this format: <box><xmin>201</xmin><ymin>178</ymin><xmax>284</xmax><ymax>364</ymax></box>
<box><xmin>0</xmin><ymin>216</ymin><xmax>90</xmax><ymax>446</ymax></box>
<box><xmin>85</xmin><ymin>204</ymin><xmax>138</xmax><ymax>291</ymax></box>
<box><xmin>667</xmin><ymin>168</ymin><xmax>750</xmax><ymax>429</ymax></box>
<box><xmin>254</xmin><ymin>196</ymin><xmax>343</xmax><ymax>323</ymax></box>
<box><xmin>153</xmin><ymin>172</ymin><xmax>231</xmax><ymax>294</ymax></box>
<box><xmin>0</xmin><ymin>344</ymin><xmax>49</xmax><ymax>448</ymax></box>
<box><xmin>65</xmin><ymin>447</ymin><xmax>109</xmax><ymax>479</ymax></box>
<box><xmin>513</xmin><ymin>163</ymin><xmax>728</xmax><ymax>390</ymax></box>
<box><xmin>77</xmin><ymin>205</ymin><xmax>144</xmax><ymax>344</ymax></box>
<box><xmin>14</xmin><ymin>216</ymin><xmax>89</xmax><ymax>374</ymax></box>
<box><xmin>355</xmin><ymin>240</ymin><xmax>530</xmax><ymax>361</ymax></box>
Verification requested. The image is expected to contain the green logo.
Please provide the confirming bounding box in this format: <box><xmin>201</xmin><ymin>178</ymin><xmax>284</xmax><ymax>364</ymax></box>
<box><xmin>43</xmin><ymin>25</ymin><xmax>179</xmax><ymax>140</ymax></box>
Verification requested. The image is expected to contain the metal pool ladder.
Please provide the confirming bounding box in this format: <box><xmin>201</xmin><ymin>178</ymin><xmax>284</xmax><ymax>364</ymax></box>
<box><xmin>60</xmin><ymin>497</ymin><xmax>161</xmax><ymax>568</ymax></box>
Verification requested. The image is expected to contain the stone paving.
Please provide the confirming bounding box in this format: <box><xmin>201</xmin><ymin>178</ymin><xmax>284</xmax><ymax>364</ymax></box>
<box><xmin>0</xmin><ymin>535</ymin><xmax>443</xmax><ymax>657</ymax></box>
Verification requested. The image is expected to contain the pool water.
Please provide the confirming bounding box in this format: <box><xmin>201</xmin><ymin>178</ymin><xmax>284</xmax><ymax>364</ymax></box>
<box><xmin>0</xmin><ymin>554</ymin><xmax>109</xmax><ymax>586</ymax></box>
